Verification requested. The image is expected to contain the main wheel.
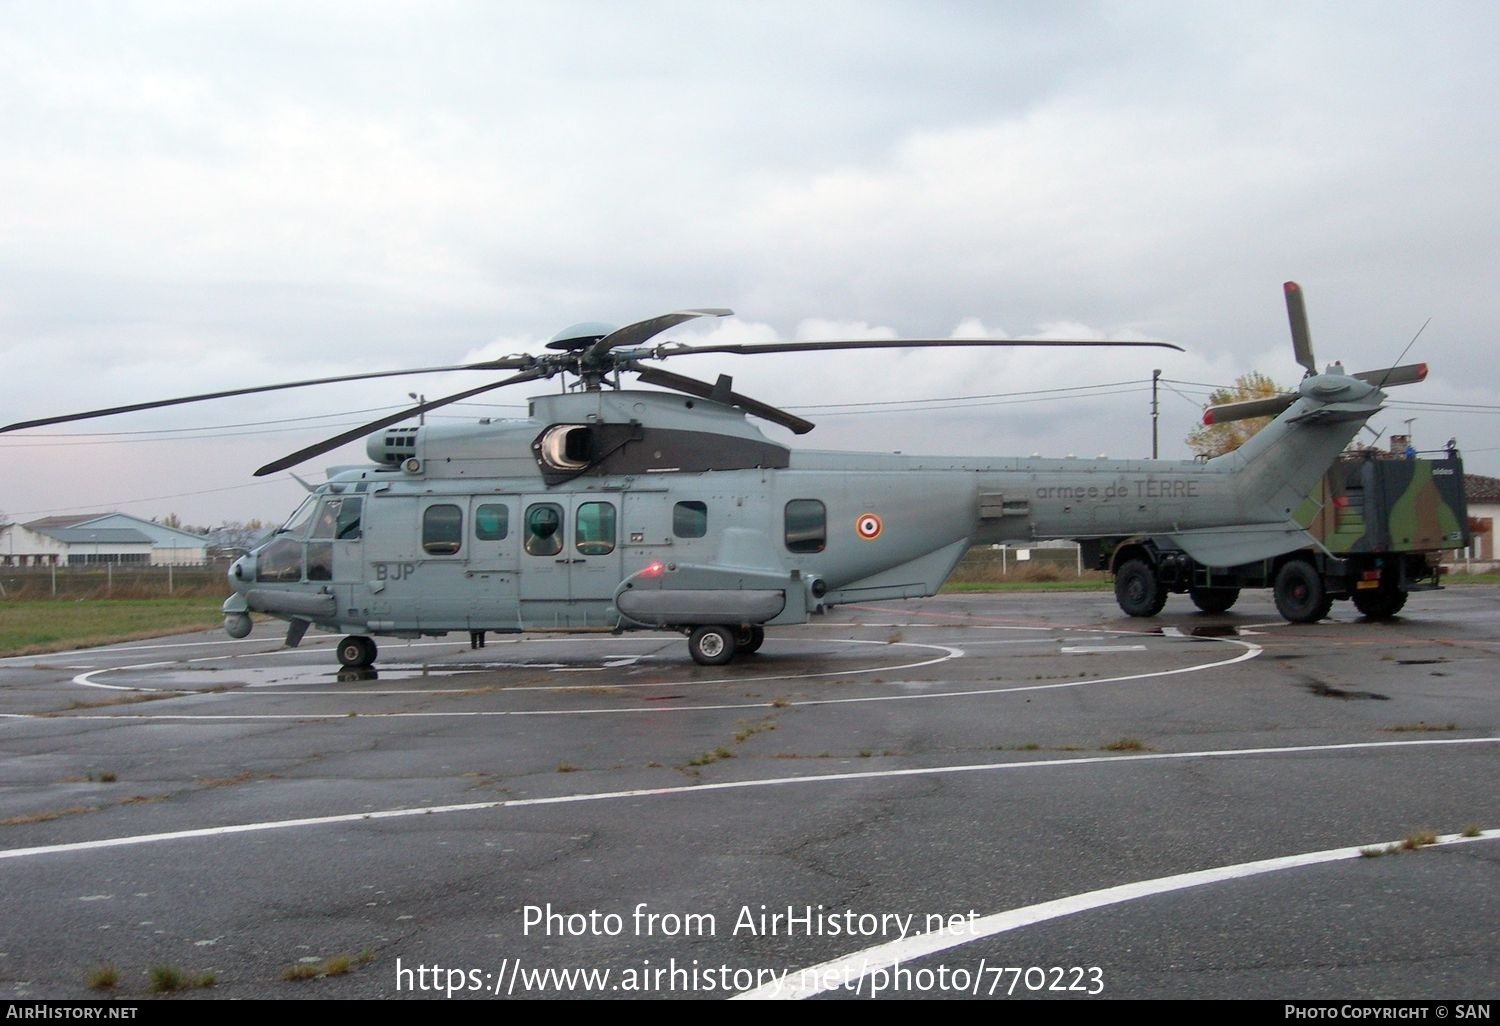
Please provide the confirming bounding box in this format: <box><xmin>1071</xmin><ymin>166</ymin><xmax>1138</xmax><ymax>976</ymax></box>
<box><xmin>1352</xmin><ymin>585</ymin><xmax>1408</xmax><ymax>620</ymax></box>
<box><xmin>735</xmin><ymin>626</ymin><xmax>766</xmax><ymax>654</ymax></box>
<box><xmin>1273</xmin><ymin>561</ymin><xmax>1332</xmax><ymax>623</ymax></box>
<box><xmin>337</xmin><ymin>635</ymin><xmax>377</xmax><ymax>668</ymax></box>
<box><xmin>688</xmin><ymin>625</ymin><xmax>737</xmax><ymax>666</ymax></box>
<box><xmin>1114</xmin><ymin>558</ymin><xmax>1167</xmax><ymax>617</ymax></box>
<box><xmin>1189</xmin><ymin>585</ymin><xmax>1241</xmax><ymax>614</ymax></box>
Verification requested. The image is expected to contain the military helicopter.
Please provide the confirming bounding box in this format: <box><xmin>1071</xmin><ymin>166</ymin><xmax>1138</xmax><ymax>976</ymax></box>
<box><xmin>1</xmin><ymin>284</ymin><xmax>1426</xmax><ymax>668</ymax></box>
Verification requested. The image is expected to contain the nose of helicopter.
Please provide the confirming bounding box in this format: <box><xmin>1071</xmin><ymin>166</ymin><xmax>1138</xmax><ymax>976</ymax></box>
<box><xmin>228</xmin><ymin>553</ymin><xmax>255</xmax><ymax>588</ymax></box>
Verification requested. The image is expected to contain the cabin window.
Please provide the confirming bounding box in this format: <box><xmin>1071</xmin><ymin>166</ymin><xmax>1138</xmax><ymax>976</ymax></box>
<box><xmin>784</xmin><ymin>499</ymin><xmax>826</xmax><ymax>553</ymax></box>
<box><xmin>422</xmin><ymin>504</ymin><xmax>463</xmax><ymax>555</ymax></box>
<box><xmin>575</xmin><ymin>501</ymin><xmax>616</xmax><ymax>555</ymax></box>
<box><xmin>525</xmin><ymin>503</ymin><xmax>564</xmax><ymax>556</ymax></box>
<box><xmin>475</xmin><ymin>503</ymin><xmax>509</xmax><ymax>540</ymax></box>
<box><xmin>673</xmin><ymin>501</ymin><xmax>708</xmax><ymax>538</ymax></box>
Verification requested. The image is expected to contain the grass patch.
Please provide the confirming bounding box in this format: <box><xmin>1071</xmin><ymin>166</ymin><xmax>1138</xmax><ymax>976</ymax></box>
<box><xmin>556</xmin><ymin>762</ymin><xmax>578</xmax><ymax>773</ymax></box>
<box><xmin>59</xmin><ymin>693</ymin><xmax>176</xmax><ymax>712</ymax></box>
<box><xmin>1400</xmin><ymin>830</ymin><xmax>1439</xmax><ymax>851</ymax></box>
<box><xmin>1379</xmin><ymin>722</ymin><xmax>1458</xmax><ymax>733</ymax></box>
<box><xmin>86</xmin><ymin>965</ymin><xmax>119</xmax><ymax>990</ymax></box>
<box><xmin>1361</xmin><ymin>830</ymin><xmax>1443</xmax><ymax>857</ymax></box>
<box><xmin>1</xmin><ymin>805</ymin><xmax>97</xmax><ymax>826</ymax></box>
<box><xmin>1100</xmin><ymin>737</ymin><xmax>1147</xmax><ymax>752</ymax></box>
<box><xmin>686</xmin><ymin>747</ymin><xmax>734</xmax><ymax>767</ymax></box>
<box><xmin>195</xmin><ymin>771</ymin><xmax>255</xmax><ymax>789</ymax></box>
<box><xmin>0</xmin><ymin>598</ymin><xmax>224</xmax><ymax>657</ymax></box>
<box><xmin>147</xmin><ymin>964</ymin><xmax>213</xmax><ymax>992</ymax></box>
<box><xmin>1461</xmin><ymin>824</ymin><xmax>1482</xmax><ymax>838</ymax></box>
<box><xmin>283</xmin><ymin>953</ymin><xmax>369</xmax><ymax>982</ymax></box>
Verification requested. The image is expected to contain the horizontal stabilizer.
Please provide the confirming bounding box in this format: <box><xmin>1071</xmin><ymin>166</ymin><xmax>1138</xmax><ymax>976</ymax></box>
<box><xmin>1170</xmin><ymin>524</ymin><xmax>1318</xmax><ymax>567</ymax></box>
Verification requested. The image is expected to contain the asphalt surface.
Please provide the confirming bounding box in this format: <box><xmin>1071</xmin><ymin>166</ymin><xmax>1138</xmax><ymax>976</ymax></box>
<box><xmin>0</xmin><ymin>588</ymin><xmax>1496</xmax><ymax>1000</ymax></box>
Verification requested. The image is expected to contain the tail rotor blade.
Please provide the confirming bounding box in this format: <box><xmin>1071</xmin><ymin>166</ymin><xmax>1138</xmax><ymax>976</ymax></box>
<box><xmin>1285</xmin><ymin>281</ymin><xmax>1317</xmax><ymax>376</ymax></box>
<box><xmin>1351</xmin><ymin>363</ymin><xmax>1427</xmax><ymax>389</ymax></box>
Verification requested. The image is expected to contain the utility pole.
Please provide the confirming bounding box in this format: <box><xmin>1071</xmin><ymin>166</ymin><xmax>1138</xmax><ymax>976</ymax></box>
<box><xmin>1151</xmin><ymin>369</ymin><xmax>1161</xmax><ymax>459</ymax></box>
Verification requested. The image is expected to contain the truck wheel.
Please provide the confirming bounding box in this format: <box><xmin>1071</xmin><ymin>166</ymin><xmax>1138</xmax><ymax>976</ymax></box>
<box><xmin>1352</xmin><ymin>586</ymin><xmax>1408</xmax><ymax>620</ymax></box>
<box><xmin>1189</xmin><ymin>586</ymin><xmax>1241</xmax><ymax>614</ymax></box>
<box><xmin>337</xmin><ymin>635</ymin><xmax>377</xmax><ymax>668</ymax></box>
<box><xmin>688</xmin><ymin>625</ymin><xmax>737</xmax><ymax>666</ymax></box>
<box><xmin>1115</xmin><ymin>559</ymin><xmax>1167</xmax><ymax>617</ymax></box>
<box><xmin>1274</xmin><ymin>561</ymin><xmax>1332</xmax><ymax>623</ymax></box>
<box><xmin>735</xmin><ymin>626</ymin><xmax>766</xmax><ymax>654</ymax></box>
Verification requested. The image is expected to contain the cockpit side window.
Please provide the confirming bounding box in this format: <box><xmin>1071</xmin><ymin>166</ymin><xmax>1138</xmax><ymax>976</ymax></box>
<box><xmin>311</xmin><ymin>497</ymin><xmax>362</xmax><ymax>540</ymax></box>
<box><xmin>335</xmin><ymin>497</ymin><xmax>363</xmax><ymax>540</ymax></box>
<box><xmin>279</xmin><ymin>495</ymin><xmax>318</xmax><ymax>537</ymax></box>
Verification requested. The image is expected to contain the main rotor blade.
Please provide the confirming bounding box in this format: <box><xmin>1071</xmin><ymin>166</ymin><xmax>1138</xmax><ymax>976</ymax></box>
<box><xmin>1201</xmin><ymin>393</ymin><xmax>1298</xmax><ymax>425</ymax></box>
<box><xmin>0</xmin><ymin>357</ymin><xmax>538</xmax><ymax>434</ymax></box>
<box><xmin>633</xmin><ymin>365</ymin><xmax>816</xmax><ymax>435</ymax></box>
<box><xmin>652</xmin><ymin>337</ymin><xmax>1183</xmax><ymax>358</ymax></box>
<box><xmin>1285</xmin><ymin>281</ymin><xmax>1317</xmax><ymax>376</ymax></box>
<box><xmin>254</xmin><ymin>367</ymin><xmax>550</xmax><ymax>477</ymax></box>
<box><xmin>582</xmin><ymin>309</ymin><xmax>732</xmax><ymax>365</ymax></box>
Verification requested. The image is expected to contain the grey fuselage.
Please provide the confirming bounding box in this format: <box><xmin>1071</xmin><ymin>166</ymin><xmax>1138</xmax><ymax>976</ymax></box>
<box><xmin>224</xmin><ymin>374</ymin><xmax>1384</xmax><ymax>641</ymax></box>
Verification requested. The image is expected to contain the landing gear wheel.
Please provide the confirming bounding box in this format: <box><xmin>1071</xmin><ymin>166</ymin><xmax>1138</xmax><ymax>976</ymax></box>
<box><xmin>688</xmin><ymin>625</ymin><xmax>737</xmax><ymax>666</ymax></box>
<box><xmin>1352</xmin><ymin>585</ymin><xmax>1408</xmax><ymax>620</ymax></box>
<box><xmin>337</xmin><ymin>635</ymin><xmax>377</xmax><ymax>668</ymax></box>
<box><xmin>1114</xmin><ymin>559</ymin><xmax>1167</xmax><ymax>617</ymax></box>
<box><xmin>1189</xmin><ymin>586</ymin><xmax>1241</xmax><ymax>614</ymax></box>
<box><xmin>735</xmin><ymin>626</ymin><xmax>766</xmax><ymax>654</ymax></box>
<box><xmin>1274</xmin><ymin>561</ymin><xmax>1332</xmax><ymax>623</ymax></box>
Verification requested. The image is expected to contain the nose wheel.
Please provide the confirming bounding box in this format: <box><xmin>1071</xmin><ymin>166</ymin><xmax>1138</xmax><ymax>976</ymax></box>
<box><xmin>337</xmin><ymin>635</ymin><xmax>378</xmax><ymax>668</ymax></box>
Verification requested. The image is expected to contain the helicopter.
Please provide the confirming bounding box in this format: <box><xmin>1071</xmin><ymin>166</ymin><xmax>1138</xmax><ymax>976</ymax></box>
<box><xmin>1</xmin><ymin>284</ymin><xmax>1427</xmax><ymax>669</ymax></box>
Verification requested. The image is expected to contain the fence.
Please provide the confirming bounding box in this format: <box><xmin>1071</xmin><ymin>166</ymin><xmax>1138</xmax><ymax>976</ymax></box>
<box><xmin>949</xmin><ymin>544</ymin><xmax>1107</xmax><ymax>584</ymax></box>
<box><xmin>0</xmin><ymin>564</ymin><xmax>230</xmax><ymax>600</ymax></box>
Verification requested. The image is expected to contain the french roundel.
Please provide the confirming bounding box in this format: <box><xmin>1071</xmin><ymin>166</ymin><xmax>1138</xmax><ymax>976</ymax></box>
<box><xmin>856</xmin><ymin>513</ymin><xmax>883</xmax><ymax>540</ymax></box>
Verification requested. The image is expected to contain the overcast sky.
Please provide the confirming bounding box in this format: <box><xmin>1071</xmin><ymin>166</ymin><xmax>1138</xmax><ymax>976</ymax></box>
<box><xmin>3</xmin><ymin>2</ymin><xmax>1497</xmax><ymax>528</ymax></box>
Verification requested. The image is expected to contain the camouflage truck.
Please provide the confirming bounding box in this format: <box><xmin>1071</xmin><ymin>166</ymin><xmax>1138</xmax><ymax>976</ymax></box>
<box><xmin>1102</xmin><ymin>449</ymin><xmax>1469</xmax><ymax>622</ymax></box>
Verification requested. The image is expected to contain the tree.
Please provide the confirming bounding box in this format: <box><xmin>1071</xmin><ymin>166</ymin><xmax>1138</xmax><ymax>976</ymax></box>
<box><xmin>1185</xmin><ymin>371</ymin><xmax>1288</xmax><ymax>459</ymax></box>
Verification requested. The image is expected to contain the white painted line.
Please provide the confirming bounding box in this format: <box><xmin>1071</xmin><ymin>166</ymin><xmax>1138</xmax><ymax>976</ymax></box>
<box><xmin>62</xmin><ymin>639</ymin><xmax>967</xmax><ymax>698</ymax></box>
<box><xmin>734</xmin><ymin>829</ymin><xmax>1500</xmax><ymax>999</ymax></box>
<box><xmin>39</xmin><ymin>636</ymin><xmax>1257</xmax><ymax>720</ymax></box>
<box><xmin>1060</xmin><ymin>645</ymin><xmax>1147</xmax><ymax>654</ymax></box>
<box><xmin>0</xmin><ymin>737</ymin><xmax>1492</xmax><ymax>863</ymax></box>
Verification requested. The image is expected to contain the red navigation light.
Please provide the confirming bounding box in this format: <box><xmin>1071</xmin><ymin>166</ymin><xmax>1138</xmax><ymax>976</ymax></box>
<box><xmin>1202</xmin><ymin>409</ymin><xmax>1215</xmax><ymax>426</ymax></box>
<box><xmin>640</xmin><ymin>562</ymin><xmax>665</xmax><ymax>578</ymax></box>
